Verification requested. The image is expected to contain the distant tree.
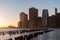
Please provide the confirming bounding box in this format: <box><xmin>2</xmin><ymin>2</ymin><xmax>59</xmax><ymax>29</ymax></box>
<box><xmin>8</xmin><ymin>25</ymin><xmax>15</xmax><ymax>28</ymax></box>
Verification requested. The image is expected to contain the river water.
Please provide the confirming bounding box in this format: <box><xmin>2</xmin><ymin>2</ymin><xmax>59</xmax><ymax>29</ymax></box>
<box><xmin>31</xmin><ymin>29</ymin><xmax>60</xmax><ymax>40</ymax></box>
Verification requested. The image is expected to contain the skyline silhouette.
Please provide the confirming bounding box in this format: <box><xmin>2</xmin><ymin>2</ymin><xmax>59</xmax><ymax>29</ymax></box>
<box><xmin>0</xmin><ymin>7</ymin><xmax>60</xmax><ymax>28</ymax></box>
<box><xmin>0</xmin><ymin>0</ymin><xmax>60</xmax><ymax>27</ymax></box>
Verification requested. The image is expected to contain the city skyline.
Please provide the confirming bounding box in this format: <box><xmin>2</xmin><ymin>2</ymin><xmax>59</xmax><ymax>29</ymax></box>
<box><xmin>0</xmin><ymin>0</ymin><xmax>60</xmax><ymax>27</ymax></box>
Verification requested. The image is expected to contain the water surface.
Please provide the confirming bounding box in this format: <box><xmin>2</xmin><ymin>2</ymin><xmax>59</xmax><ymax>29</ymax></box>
<box><xmin>31</xmin><ymin>29</ymin><xmax>60</xmax><ymax>40</ymax></box>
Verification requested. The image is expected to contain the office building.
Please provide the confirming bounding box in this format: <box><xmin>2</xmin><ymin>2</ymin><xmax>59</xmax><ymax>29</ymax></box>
<box><xmin>42</xmin><ymin>9</ymin><xmax>49</xmax><ymax>28</ymax></box>
<box><xmin>29</xmin><ymin>7</ymin><xmax>38</xmax><ymax>28</ymax></box>
<box><xmin>18</xmin><ymin>12</ymin><xmax>28</xmax><ymax>28</ymax></box>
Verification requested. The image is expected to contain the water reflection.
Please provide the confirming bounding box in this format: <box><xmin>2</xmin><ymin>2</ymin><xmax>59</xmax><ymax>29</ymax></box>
<box><xmin>31</xmin><ymin>29</ymin><xmax>60</xmax><ymax>40</ymax></box>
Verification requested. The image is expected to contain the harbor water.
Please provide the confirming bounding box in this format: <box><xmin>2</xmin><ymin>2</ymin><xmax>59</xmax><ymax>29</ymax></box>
<box><xmin>31</xmin><ymin>29</ymin><xmax>60</xmax><ymax>40</ymax></box>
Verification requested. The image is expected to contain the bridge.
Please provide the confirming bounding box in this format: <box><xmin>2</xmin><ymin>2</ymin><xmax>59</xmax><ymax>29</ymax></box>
<box><xmin>0</xmin><ymin>28</ymin><xmax>54</xmax><ymax>40</ymax></box>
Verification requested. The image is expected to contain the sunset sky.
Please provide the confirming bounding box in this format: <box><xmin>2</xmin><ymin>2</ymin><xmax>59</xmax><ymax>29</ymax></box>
<box><xmin>0</xmin><ymin>0</ymin><xmax>60</xmax><ymax>27</ymax></box>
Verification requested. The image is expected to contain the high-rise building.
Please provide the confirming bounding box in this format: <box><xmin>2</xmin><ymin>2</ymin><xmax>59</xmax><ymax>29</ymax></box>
<box><xmin>18</xmin><ymin>12</ymin><xmax>28</xmax><ymax>28</ymax></box>
<box><xmin>48</xmin><ymin>15</ymin><xmax>56</xmax><ymax>28</ymax></box>
<box><xmin>37</xmin><ymin>17</ymin><xmax>42</xmax><ymax>28</ymax></box>
<box><xmin>42</xmin><ymin>9</ymin><xmax>49</xmax><ymax>28</ymax></box>
<box><xmin>56</xmin><ymin>13</ymin><xmax>60</xmax><ymax>27</ymax></box>
<box><xmin>29</xmin><ymin>7</ymin><xmax>38</xmax><ymax>28</ymax></box>
<box><xmin>55</xmin><ymin>8</ymin><xmax>57</xmax><ymax>16</ymax></box>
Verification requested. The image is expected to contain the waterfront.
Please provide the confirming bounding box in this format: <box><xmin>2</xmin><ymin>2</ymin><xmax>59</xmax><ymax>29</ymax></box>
<box><xmin>0</xmin><ymin>28</ymin><xmax>49</xmax><ymax>40</ymax></box>
<box><xmin>0</xmin><ymin>28</ymin><xmax>60</xmax><ymax>40</ymax></box>
<box><xmin>31</xmin><ymin>29</ymin><xmax>60</xmax><ymax>40</ymax></box>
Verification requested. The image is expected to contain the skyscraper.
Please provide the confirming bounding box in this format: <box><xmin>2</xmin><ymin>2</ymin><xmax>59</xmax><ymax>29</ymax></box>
<box><xmin>55</xmin><ymin>8</ymin><xmax>57</xmax><ymax>27</ymax></box>
<box><xmin>42</xmin><ymin>9</ymin><xmax>49</xmax><ymax>28</ymax></box>
<box><xmin>55</xmin><ymin>8</ymin><xmax>57</xmax><ymax>16</ymax></box>
<box><xmin>29</xmin><ymin>7</ymin><xmax>38</xmax><ymax>28</ymax></box>
<box><xmin>18</xmin><ymin>12</ymin><xmax>28</xmax><ymax>28</ymax></box>
<box><xmin>38</xmin><ymin>17</ymin><xmax>42</xmax><ymax>28</ymax></box>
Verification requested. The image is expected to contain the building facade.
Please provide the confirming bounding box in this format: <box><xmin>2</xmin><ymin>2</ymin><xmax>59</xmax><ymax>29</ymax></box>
<box><xmin>29</xmin><ymin>7</ymin><xmax>38</xmax><ymax>28</ymax></box>
<box><xmin>42</xmin><ymin>9</ymin><xmax>49</xmax><ymax>28</ymax></box>
<box><xmin>18</xmin><ymin>12</ymin><xmax>28</xmax><ymax>28</ymax></box>
<box><xmin>55</xmin><ymin>8</ymin><xmax>57</xmax><ymax>16</ymax></box>
<box><xmin>37</xmin><ymin>17</ymin><xmax>42</xmax><ymax>28</ymax></box>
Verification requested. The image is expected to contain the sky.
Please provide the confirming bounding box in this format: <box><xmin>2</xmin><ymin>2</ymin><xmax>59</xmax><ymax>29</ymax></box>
<box><xmin>0</xmin><ymin>0</ymin><xmax>60</xmax><ymax>27</ymax></box>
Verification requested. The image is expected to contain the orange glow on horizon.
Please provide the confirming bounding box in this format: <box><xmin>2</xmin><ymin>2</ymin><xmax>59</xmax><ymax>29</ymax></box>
<box><xmin>0</xmin><ymin>22</ymin><xmax>18</xmax><ymax>28</ymax></box>
<box><xmin>0</xmin><ymin>16</ymin><xmax>18</xmax><ymax>28</ymax></box>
